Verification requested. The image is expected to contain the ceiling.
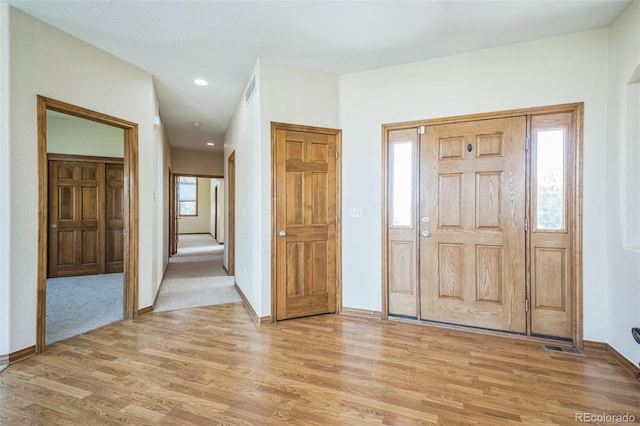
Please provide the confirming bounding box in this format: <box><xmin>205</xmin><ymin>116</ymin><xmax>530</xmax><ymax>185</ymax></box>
<box><xmin>7</xmin><ymin>0</ymin><xmax>631</xmax><ymax>153</ymax></box>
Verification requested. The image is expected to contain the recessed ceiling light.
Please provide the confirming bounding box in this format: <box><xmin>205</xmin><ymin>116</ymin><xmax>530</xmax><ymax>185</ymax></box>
<box><xmin>193</xmin><ymin>122</ymin><xmax>200</xmax><ymax>127</ymax></box>
<box><xmin>194</xmin><ymin>79</ymin><xmax>209</xmax><ymax>86</ymax></box>
<box><xmin>206</xmin><ymin>142</ymin><xmax>215</xmax><ymax>146</ymax></box>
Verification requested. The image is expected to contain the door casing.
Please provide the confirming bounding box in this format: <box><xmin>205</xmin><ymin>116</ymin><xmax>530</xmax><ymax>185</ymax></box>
<box><xmin>381</xmin><ymin>103</ymin><xmax>583</xmax><ymax>347</ymax></box>
<box><xmin>36</xmin><ymin>96</ymin><xmax>139</xmax><ymax>353</ymax></box>
<box><xmin>226</xmin><ymin>152</ymin><xmax>236</xmax><ymax>276</ymax></box>
<box><xmin>270</xmin><ymin>122</ymin><xmax>343</xmax><ymax>322</ymax></box>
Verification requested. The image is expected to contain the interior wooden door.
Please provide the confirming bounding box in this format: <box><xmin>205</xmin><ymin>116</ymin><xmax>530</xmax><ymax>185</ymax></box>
<box><xmin>105</xmin><ymin>163</ymin><xmax>124</xmax><ymax>273</ymax></box>
<box><xmin>420</xmin><ymin>117</ymin><xmax>527</xmax><ymax>333</ymax></box>
<box><xmin>48</xmin><ymin>160</ymin><xmax>105</xmax><ymax>278</ymax></box>
<box><xmin>274</xmin><ymin>124</ymin><xmax>339</xmax><ymax>320</ymax></box>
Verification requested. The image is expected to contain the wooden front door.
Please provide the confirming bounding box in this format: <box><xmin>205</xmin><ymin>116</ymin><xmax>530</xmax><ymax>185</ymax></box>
<box><xmin>105</xmin><ymin>164</ymin><xmax>124</xmax><ymax>273</ymax></box>
<box><xmin>273</xmin><ymin>123</ymin><xmax>340</xmax><ymax>320</ymax></box>
<box><xmin>420</xmin><ymin>117</ymin><xmax>527</xmax><ymax>332</ymax></box>
<box><xmin>48</xmin><ymin>160</ymin><xmax>105</xmax><ymax>278</ymax></box>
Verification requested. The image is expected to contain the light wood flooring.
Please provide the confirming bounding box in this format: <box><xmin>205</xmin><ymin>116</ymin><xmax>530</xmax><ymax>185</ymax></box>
<box><xmin>1</xmin><ymin>302</ymin><xmax>639</xmax><ymax>425</ymax></box>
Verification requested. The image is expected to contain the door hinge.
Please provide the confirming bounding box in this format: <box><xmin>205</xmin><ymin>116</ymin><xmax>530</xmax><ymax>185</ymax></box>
<box><xmin>336</xmin><ymin>279</ymin><xmax>338</xmax><ymax>289</ymax></box>
<box><xmin>418</xmin><ymin>125</ymin><xmax>425</xmax><ymax>135</ymax></box>
<box><xmin>525</xmin><ymin>299</ymin><xmax>530</xmax><ymax>312</ymax></box>
<box><xmin>525</xmin><ymin>136</ymin><xmax>530</xmax><ymax>151</ymax></box>
<box><xmin>524</xmin><ymin>218</ymin><xmax>529</xmax><ymax>232</ymax></box>
<box><xmin>335</xmin><ymin>149</ymin><xmax>338</xmax><ymax>159</ymax></box>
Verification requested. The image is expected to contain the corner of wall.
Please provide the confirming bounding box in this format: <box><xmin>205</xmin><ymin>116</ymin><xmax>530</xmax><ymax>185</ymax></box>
<box><xmin>0</xmin><ymin>2</ymin><xmax>12</xmax><ymax>359</ymax></box>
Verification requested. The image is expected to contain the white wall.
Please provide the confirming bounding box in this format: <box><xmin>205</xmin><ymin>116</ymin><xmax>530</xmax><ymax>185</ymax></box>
<box><xmin>339</xmin><ymin>29</ymin><xmax>610</xmax><ymax>342</ymax></box>
<box><xmin>4</xmin><ymin>8</ymin><xmax>169</xmax><ymax>353</ymax></box>
<box><xmin>46</xmin><ymin>112</ymin><xmax>124</xmax><ymax>157</ymax></box>
<box><xmin>606</xmin><ymin>0</ymin><xmax>640</xmax><ymax>366</ymax></box>
<box><xmin>0</xmin><ymin>3</ymin><xmax>11</xmax><ymax>363</ymax></box>
<box><xmin>223</xmin><ymin>62</ymin><xmax>263</xmax><ymax>314</ymax></box>
<box><xmin>179</xmin><ymin>177</ymin><xmax>211</xmax><ymax>234</ymax></box>
<box><xmin>170</xmin><ymin>148</ymin><xmax>223</xmax><ymax>176</ymax></box>
<box><xmin>154</xmin><ymin>102</ymin><xmax>171</xmax><ymax>296</ymax></box>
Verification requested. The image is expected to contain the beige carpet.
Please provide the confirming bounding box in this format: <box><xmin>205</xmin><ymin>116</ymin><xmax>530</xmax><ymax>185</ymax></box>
<box><xmin>154</xmin><ymin>234</ymin><xmax>241</xmax><ymax>312</ymax></box>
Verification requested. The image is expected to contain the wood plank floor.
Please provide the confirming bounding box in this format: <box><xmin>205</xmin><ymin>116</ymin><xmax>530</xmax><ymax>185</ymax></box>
<box><xmin>1</xmin><ymin>302</ymin><xmax>639</xmax><ymax>425</ymax></box>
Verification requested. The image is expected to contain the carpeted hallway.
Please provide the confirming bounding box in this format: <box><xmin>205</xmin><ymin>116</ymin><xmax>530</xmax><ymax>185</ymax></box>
<box><xmin>154</xmin><ymin>233</ymin><xmax>241</xmax><ymax>312</ymax></box>
<box><xmin>46</xmin><ymin>234</ymin><xmax>239</xmax><ymax>345</ymax></box>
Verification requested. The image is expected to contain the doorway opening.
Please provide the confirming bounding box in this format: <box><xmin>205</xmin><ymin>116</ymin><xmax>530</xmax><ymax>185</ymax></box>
<box><xmin>36</xmin><ymin>96</ymin><xmax>139</xmax><ymax>353</ymax></box>
<box><xmin>169</xmin><ymin>174</ymin><xmax>224</xmax><ymax>257</ymax></box>
<box><xmin>382</xmin><ymin>103</ymin><xmax>583</xmax><ymax>347</ymax></box>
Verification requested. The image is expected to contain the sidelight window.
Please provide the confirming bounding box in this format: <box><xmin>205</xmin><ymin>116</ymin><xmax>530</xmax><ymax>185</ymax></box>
<box><xmin>534</xmin><ymin>128</ymin><xmax>566</xmax><ymax>231</ymax></box>
<box><xmin>390</xmin><ymin>141</ymin><xmax>414</xmax><ymax>227</ymax></box>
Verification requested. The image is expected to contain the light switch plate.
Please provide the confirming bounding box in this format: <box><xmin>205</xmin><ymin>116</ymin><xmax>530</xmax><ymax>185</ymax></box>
<box><xmin>348</xmin><ymin>208</ymin><xmax>363</xmax><ymax>218</ymax></box>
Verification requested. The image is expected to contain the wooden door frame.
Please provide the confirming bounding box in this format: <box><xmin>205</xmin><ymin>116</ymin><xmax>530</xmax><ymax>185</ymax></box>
<box><xmin>227</xmin><ymin>151</ymin><xmax>236</xmax><ymax>276</ymax></box>
<box><xmin>213</xmin><ymin>186</ymin><xmax>218</xmax><ymax>240</ymax></box>
<box><xmin>381</xmin><ymin>103</ymin><xmax>583</xmax><ymax>347</ymax></box>
<box><xmin>36</xmin><ymin>96</ymin><xmax>139</xmax><ymax>353</ymax></box>
<box><xmin>169</xmin><ymin>167</ymin><xmax>176</xmax><ymax>256</ymax></box>
<box><xmin>270</xmin><ymin>122</ymin><xmax>343</xmax><ymax>323</ymax></box>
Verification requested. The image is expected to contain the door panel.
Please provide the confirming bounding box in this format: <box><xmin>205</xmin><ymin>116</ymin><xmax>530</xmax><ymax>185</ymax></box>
<box><xmin>105</xmin><ymin>164</ymin><xmax>124</xmax><ymax>273</ymax></box>
<box><xmin>48</xmin><ymin>160</ymin><xmax>105</xmax><ymax>278</ymax></box>
<box><xmin>275</xmin><ymin>126</ymin><xmax>338</xmax><ymax>320</ymax></box>
<box><xmin>420</xmin><ymin>117</ymin><xmax>527</xmax><ymax>333</ymax></box>
<box><xmin>387</xmin><ymin>129</ymin><xmax>419</xmax><ymax>317</ymax></box>
<box><xmin>530</xmin><ymin>113</ymin><xmax>573</xmax><ymax>338</ymax></box>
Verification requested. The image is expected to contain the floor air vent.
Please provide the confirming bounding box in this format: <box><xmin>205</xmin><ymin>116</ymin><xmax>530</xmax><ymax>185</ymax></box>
<box><xmin>543</xmin><ymin>344</ymin><xmax>585</xmax><ymax>356</ymax></box>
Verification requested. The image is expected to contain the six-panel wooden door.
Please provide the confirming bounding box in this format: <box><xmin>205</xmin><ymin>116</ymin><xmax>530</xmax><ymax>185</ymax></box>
<box><xmin>420</xmin><ymin>117</ymin><xmax>527</xmax><ymax>332</ymax></box>
<box><xmin>48</xmin><ymin>158</ymin><xmax>124</xmax><ymax>278</ymax></box>
<box><xmin>274</xmin><ymin>124</ymin><xmax>339</xmax><ymax>320</ymax></box>
<box><xmin>48</xmin><ymin>161</ymin><xmax>105</xmax><ymax>277</ymax></box>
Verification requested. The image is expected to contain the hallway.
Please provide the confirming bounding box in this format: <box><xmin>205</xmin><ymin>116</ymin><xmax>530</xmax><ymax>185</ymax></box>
<box><xmin>154</xmin><ymin>234</ymin><xmax>241</xmax><ymax>312</ymax></box>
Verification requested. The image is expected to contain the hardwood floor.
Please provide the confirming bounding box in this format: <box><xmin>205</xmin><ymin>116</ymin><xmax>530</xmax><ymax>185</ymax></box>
<box><xmin>1</xmin><ymin>302</ymin><xmax>638</xmax><ymax>425</ymax></box>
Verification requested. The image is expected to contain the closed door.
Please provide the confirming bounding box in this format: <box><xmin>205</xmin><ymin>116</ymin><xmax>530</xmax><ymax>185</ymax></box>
<box><xmin>48</xmin><ymin>161</ymin><xmax>105</xmax><ymax>278</ymax></box>
<box><xmin>274</xmin><ymin>124</ymin><xmax>339</xmax><ymax>320</ymax></box>
<box><xmin>420</xmin><ymin>117</ymin><xmax>527</xmax><ymax>332</ymax></box>
<box><xmin>105</xmin><ymin>163</ymin><xmax>124</xmax><ymax>273</ymax></box>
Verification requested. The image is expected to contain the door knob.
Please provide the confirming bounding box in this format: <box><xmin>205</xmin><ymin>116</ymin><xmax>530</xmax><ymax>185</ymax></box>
<box><xmin>279</xmin><ymin>230</ymin><xmax>286</xmax><ymax>237</ymax></box>
<box><xmin>421</xmin><ymin>230</ymin><xmax>431</xmax><ymax>237</ymax></box>
<box><xmin>50</xmin><ymin>223</ymin><xmax>57</xmax><ymax>229</ymax></box>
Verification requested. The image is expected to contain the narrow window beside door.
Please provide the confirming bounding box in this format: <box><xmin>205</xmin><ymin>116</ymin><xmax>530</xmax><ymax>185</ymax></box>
<box><xmin>535</xmin><ymin>129</ymin><xmax>565</xmax><ymax>231</ymax></box>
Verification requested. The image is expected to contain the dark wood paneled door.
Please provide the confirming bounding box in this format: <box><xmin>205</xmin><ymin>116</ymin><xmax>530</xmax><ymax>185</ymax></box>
<box><xmin>274</xmin><ymin>124</ymin><xmax>340</xmax><ymax>320</ymax></box>
<box><xmin>48</xmin><ymin>161</ymin><xmax>105</xmax><ymax>278</ymax></box>
<box><xmin>105</xmin><ymin>164</ymin><xmax>124</xmax><ymax>273</ymax></box>
<box><xmin>420</xmin><ymin>117</ymin><xmax>527</xmax><ymax>333</ymax></box>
